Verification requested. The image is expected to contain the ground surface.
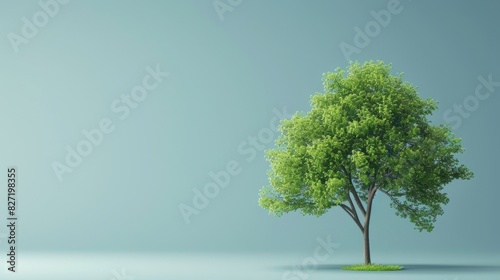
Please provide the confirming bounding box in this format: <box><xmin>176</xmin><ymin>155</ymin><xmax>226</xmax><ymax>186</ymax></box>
<box><xmin>2</xmin><ymin>252</ymin><xmax>499</xmax><ymax>279</ymax></box>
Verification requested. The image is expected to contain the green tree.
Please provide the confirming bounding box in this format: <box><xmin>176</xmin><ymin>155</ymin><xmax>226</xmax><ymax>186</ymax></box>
<box><xmin>259</xmin><ymin>61</ymin><xmax>473</xmax><ymax>265</ymax></box>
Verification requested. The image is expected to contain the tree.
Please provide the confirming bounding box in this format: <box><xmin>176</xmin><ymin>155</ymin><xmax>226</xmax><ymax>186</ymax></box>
<box><xmin>259</xmin><ymin>61</ymin><xmax>473</xmax><ymax>265</ymax></box>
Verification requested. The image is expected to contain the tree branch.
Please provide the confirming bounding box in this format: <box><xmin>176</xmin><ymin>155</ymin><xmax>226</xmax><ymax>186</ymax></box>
<box><xmin>349</xmin><ymin>182</ymin><xmax>367</xmax><ymax>217</ymax></box>
<box><xmin>378</xmin><ymin>188</ymin><xmax>393</xmax><ymax>199</ymax></box>
<box><xmin>340</xmin><ymin>204</ymin><xmax>364</xmax><ymax>232</ymax></box>
<box><xmin>378</xmin><ymin>188</ymin><xmax>421</xmax><ymax>218</ymax></box>
<box><xmin>341</xmin><ymin>165</ymin><xmax>367</xmax><ymax>217</ymax></box>
<box><xmin>340</xmin><ymin>203</ymin><xmax>354</xmax><ymax>217</ymax></box>
<box><xmin>346</xmin><ymin>191</ymin><xmax>361</xmax><ymax>223</ymax></box>
<box><xmin>363</xmin><ymin>185</ymin><xmax>379</xmax><ymax>230</ymax></box>
<box><xmin>369</xmin><ymin>168</ymin><xmax>379</xmax><ymax>192</ymax></box>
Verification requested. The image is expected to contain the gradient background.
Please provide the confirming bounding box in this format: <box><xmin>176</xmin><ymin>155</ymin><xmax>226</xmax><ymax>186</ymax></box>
<box><xmin>0</xmin><ymin>0</ymin><xmax>499</xmax><ymax>279</ymax></box>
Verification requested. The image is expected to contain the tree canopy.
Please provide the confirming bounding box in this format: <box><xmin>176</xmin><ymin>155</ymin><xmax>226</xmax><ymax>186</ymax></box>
<box><xmin>259</xmin><ymin>61</ymin><xmax>473</xmax><ymax>233</ymax></box>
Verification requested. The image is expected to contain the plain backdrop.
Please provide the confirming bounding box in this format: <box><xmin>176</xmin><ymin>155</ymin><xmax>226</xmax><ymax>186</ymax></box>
<box><xmin>0</xmin><ymin>0</ymin><xmax>498</xmax><ymax>261</ymax></box>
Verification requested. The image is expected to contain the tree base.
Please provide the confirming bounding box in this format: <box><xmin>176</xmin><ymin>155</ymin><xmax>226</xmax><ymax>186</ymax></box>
<box><xmin>341</xmin><ymin>264</ymin><xmax>403</xmax><ymax>271</ymax></box>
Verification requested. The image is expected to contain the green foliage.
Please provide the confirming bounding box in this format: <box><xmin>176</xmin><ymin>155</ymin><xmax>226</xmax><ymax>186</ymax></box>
<box><xmin>341</xmin><ymin>264</ymin><xmax>403</xmax><ymax>271</ymax></box>
<box><xmin>259</xmin><ymin>60</ymin><xmax>473</xmax><ymax>232</ymax></box>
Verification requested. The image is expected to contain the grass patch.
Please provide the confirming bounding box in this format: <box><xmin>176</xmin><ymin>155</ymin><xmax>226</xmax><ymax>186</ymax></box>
<box><xmin>341</xmin><ymin>264</ymin><xmax>403</xmax><ymax>271</ymax></box>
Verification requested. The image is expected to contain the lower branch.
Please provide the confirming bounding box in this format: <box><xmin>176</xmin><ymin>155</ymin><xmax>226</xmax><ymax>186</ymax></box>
<box><xmin>341</xmin><ymin>204</ymin><xmax>364</xmax><ymax>232</ymax></box>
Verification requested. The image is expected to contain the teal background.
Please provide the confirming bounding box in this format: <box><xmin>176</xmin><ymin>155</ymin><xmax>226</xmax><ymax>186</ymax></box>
<box><xmin>0</xmin><ymin>1</ymin><xmax>498</xmax><ymax>277</ymax></box>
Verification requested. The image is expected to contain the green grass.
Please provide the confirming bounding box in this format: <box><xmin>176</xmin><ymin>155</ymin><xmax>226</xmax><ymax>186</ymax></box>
<box><xmin>341</xmin><ymin>264</ymin><xmax>403</xmax><ymax>271</ymax></box>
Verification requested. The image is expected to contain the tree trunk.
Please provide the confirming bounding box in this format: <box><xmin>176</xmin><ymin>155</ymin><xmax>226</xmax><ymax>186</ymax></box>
<box><xmin>362</xmin><ymin>186</ymin><xmax>377</xmax><ymax>265</ymax></box>
<box><xmin>363</xmin><ymin>224</ymin><xmax>371</xmax><ymax>265</ymax></box>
